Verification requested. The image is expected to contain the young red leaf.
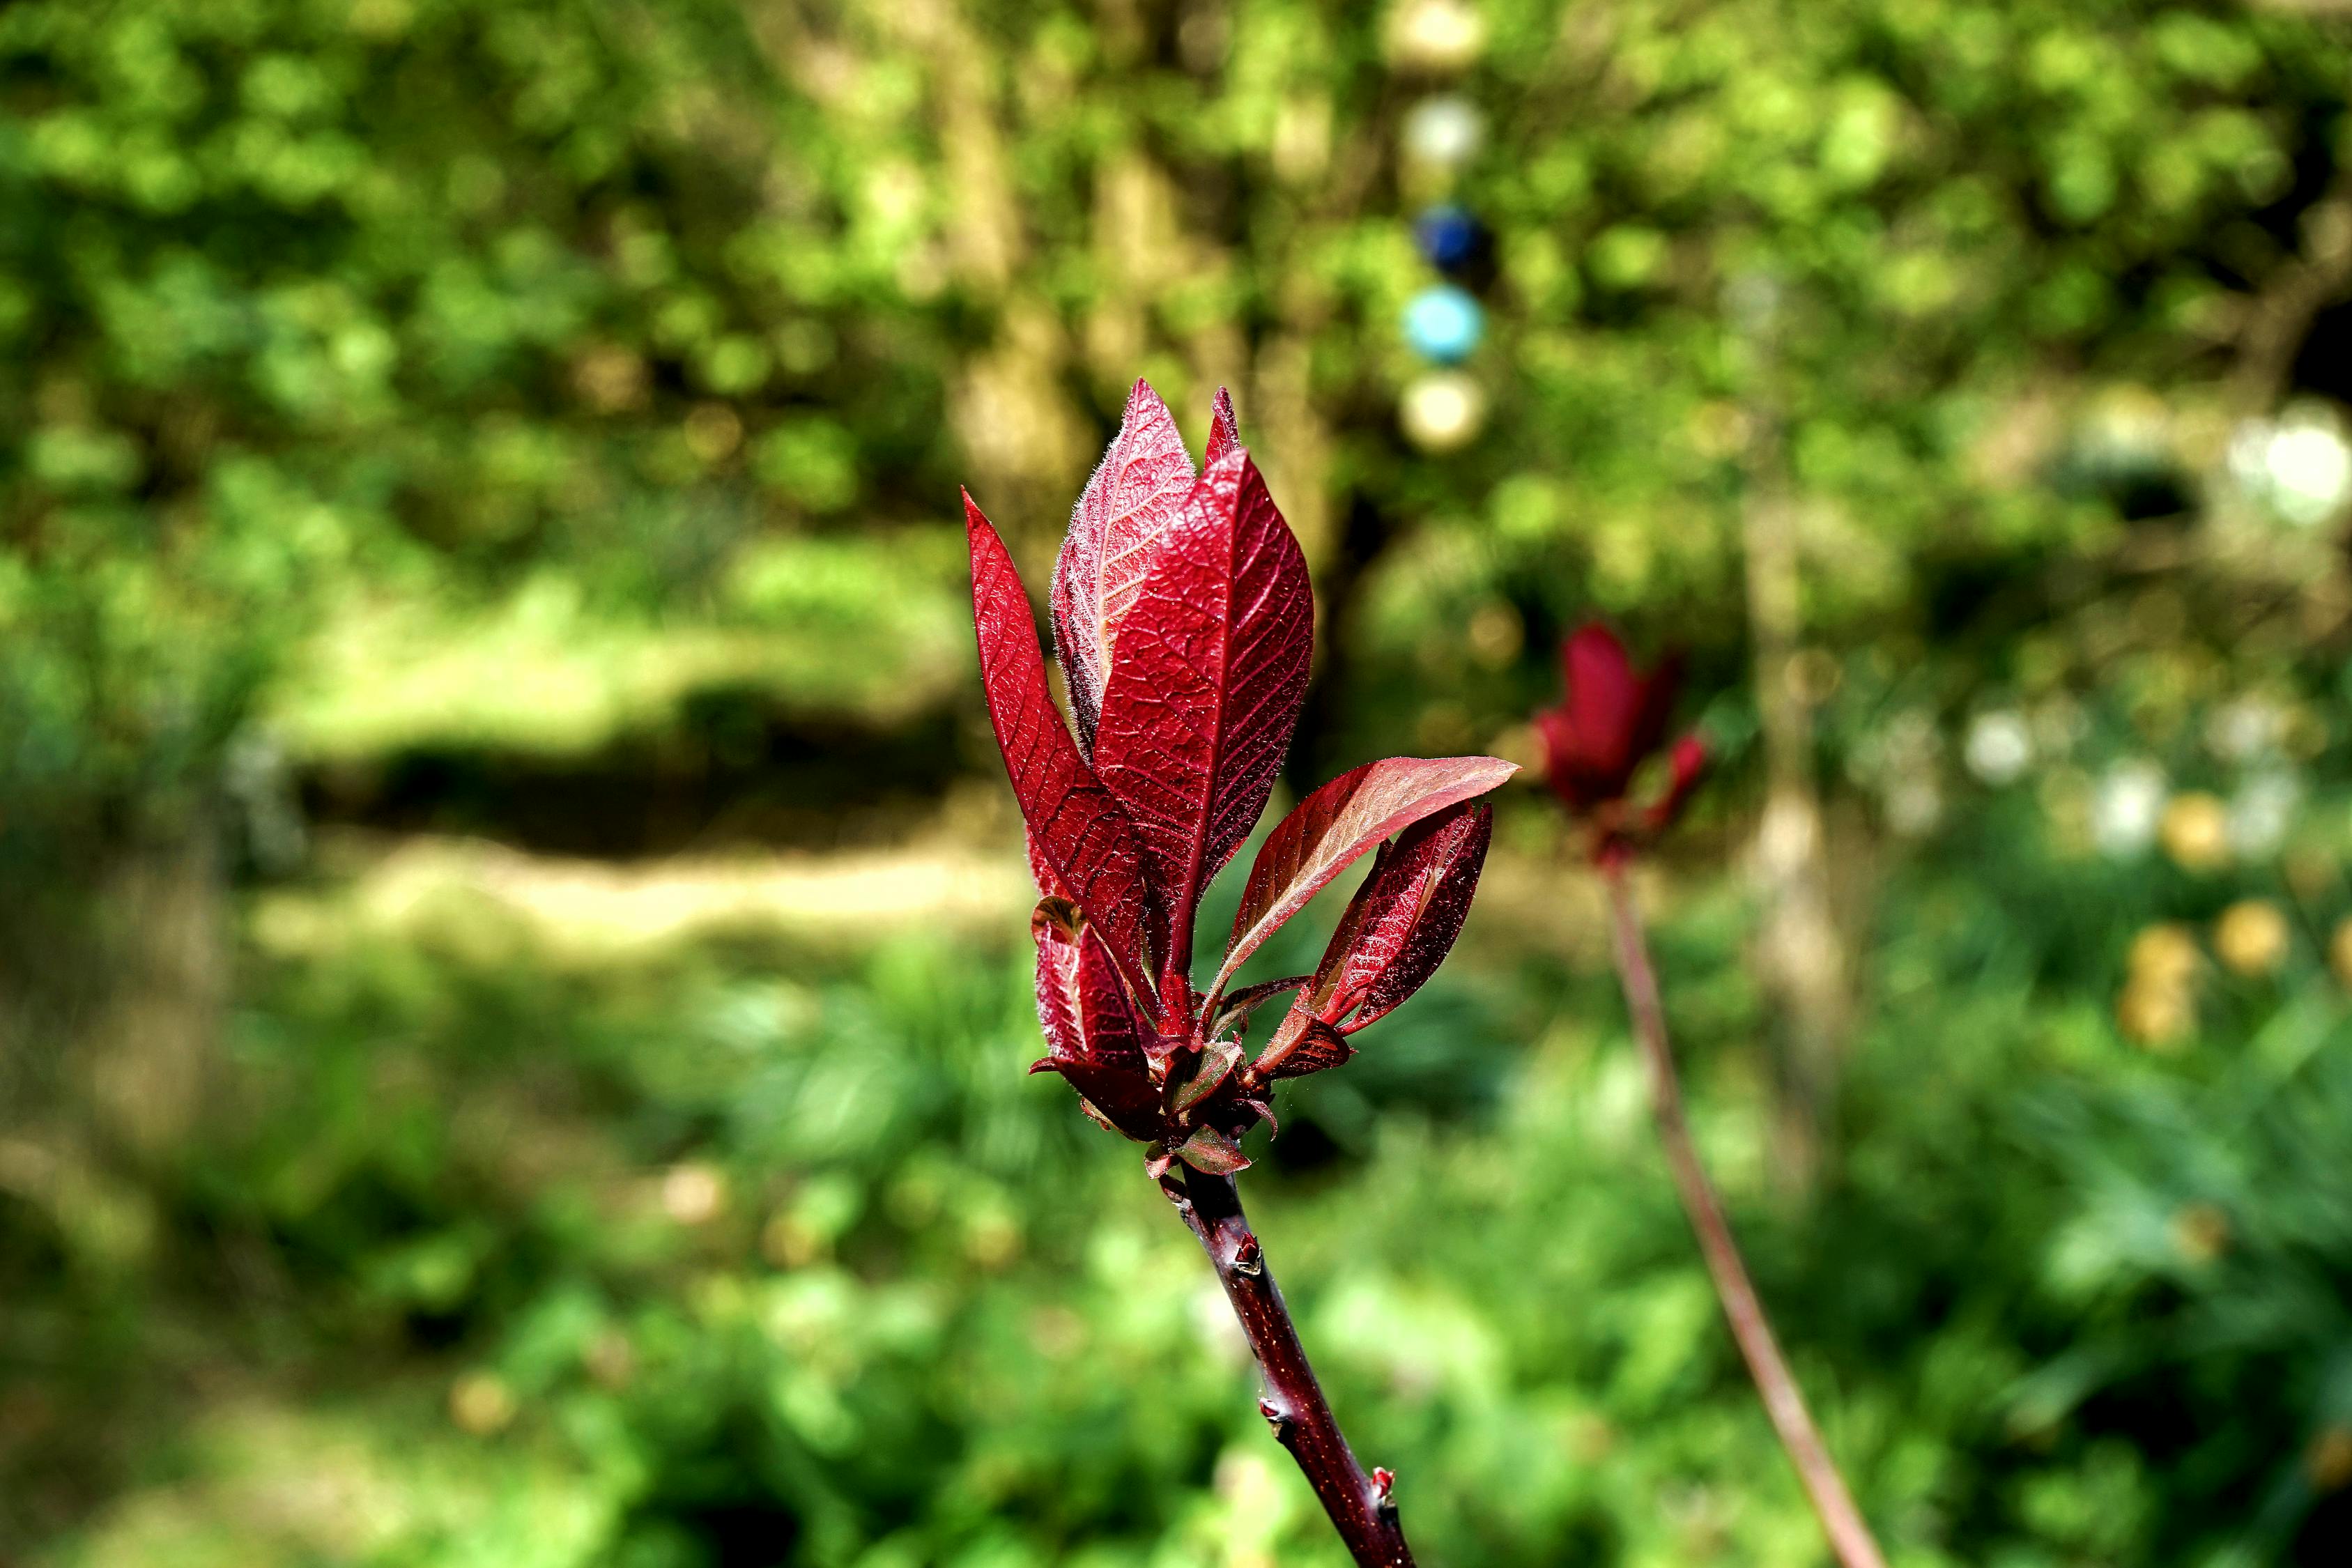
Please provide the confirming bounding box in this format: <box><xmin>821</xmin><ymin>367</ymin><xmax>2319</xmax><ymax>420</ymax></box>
<box><xmin>1029</xmin><ymin>899</ymin><xmax>1161</xmax><ymax>1141</ymax></box>
<box><xmin>1204</xmin><ymin>385</ymin><xmax>1240</xmax><ymax>468</ymax></box>
<box><xmin>1256</xmin><ymin>1016</ymin><xmax>1354</xmax><ymax>1080</ymax></box>
<box><xmin>1024</xmin><ymin>829</ymin><xmax>1073</xmax><ymax>902</ymax></box>
<box><xmin>1031</xmin><ymin>897</ymin><xmax>1089</xmax><ymax>1062</ymax></box>
<box><xmin>1211</xmin><ymin>755</ymin><xmax>1518</xmax><ymax>999</ymax></box>
<box><xmin>1091</xmin><ymin>447</ymin><xmax>1312</xmax><ymax>983</ymax></box>
<box><xmin>968</xmin><ymin>493</ymin><xmax>1160</xmax><ymax>998</ymax></box>
<box><xmin>1284</xmin><ymin>847</ymin><xmax>1378</xmax><ymax>1025</ymax></box>
<box><xmin>1030</xmin><ymin>900</ymin><xmax>1145</xmax><ymax>1066</ymax></box>
<box><xmin>1174</xmin><ymin>1038</ymin><xmax>1243</xmax><ymax>1115</ymax></box>
<box><xmin>1174</xmin><ymin>1124</ymin><xmax>1250</xmax><ymax>1174</ymax></box>
<box><xmin>1315</xmin><ymin>803</ymin><xmax>1492</xmax><ymax>1034</ymax></box>
<box><xmin>1050</xmin><ymin>380</ymin><xmax>1198</xmax><ymax>752</ymax></box>
<box><xmin>1206</xmin><ymin>974</ymin><xmax>1313</xmax><ymax>1040</ymax></box>
<box><xmin>1538</xmin><ymin>624</ymin><xmax>1684</xmax><ymax>812</ymax></box>
<box><xmin>1644</xmin><ymin>733</ymin><xmax>1709</xmax><ymax>832</ymax></box>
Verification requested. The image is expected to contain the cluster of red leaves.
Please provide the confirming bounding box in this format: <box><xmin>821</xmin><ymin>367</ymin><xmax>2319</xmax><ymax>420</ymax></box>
<box><xmin>1535</xmin><ymin>624</ymin><xmax>1706</xmax><ymax>864</ymax></box>
<box><xmin>967</xmin><ymin>381</ymin><xmax>1514</xmax><ymax>1177</ymax></box>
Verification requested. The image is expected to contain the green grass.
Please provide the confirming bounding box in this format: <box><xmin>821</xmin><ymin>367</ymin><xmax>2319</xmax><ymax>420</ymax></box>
<box><xmin>13</xmin><ymin>805</ymin><xmax>2351</xmax><ymax>1566</ymax></box>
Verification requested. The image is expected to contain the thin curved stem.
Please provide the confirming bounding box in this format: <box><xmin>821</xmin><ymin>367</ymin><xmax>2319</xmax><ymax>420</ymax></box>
<box><xmin>1170</xmin><ymin>1166</ymin><xmax>1416</xmax><ymax>1568</ymax></box>
<box><xmin>1602</xmin><ymin>863</ymin><xmax>1889</xmax><ymax>1568</ymax></box>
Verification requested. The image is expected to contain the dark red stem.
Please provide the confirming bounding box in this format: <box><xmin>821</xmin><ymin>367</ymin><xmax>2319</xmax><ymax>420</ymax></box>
<box><xmin>1601</xmin><ymin>863</ymin><xmax>1889</xmax><ymax>1568</ymax></box>
<box><xmin>1171</xmin><ymin>1166</ymin><xmax>1416</xmax><ymax>1568</ymax></box>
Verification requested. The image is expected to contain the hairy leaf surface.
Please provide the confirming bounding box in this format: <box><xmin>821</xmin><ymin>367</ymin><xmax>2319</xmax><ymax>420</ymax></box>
<box><xmin>1259</xmin><ymin>1017</ymin><xmax>1353</xmax><ymax>1080</ymax></box>
<box><xmin>1204</xmin><ymin>385</ymin><xmax>1239</xmax><ymax>468</ymax></box>
<box><xmin>1213</xmin><ymin>755</ymin><xmax>1516</xmax><ymax>997</ymax></box>
<box><xmin>1092</xmin><ymin>446</ymin><xmax>1311</xmax><ymax>977</ymax></box>
<box><xmin>1050</xmin><ymin>380</ymin><xmax>1197</xmax><ymax>751</ymax></box>
<box><xmin>1207</xmin><ymin>973</ymin><xmax>1312</xmax><ymax>1040</ymax></box>
<box><xmin>1173</xmin><ymin>1038</ymin><xmax>1243</xmax><ymax>1115</ymax></box>
<box><xmin>1311</xmin><ymin>803</ymin><xmax>1491</xmax><ymax>1032</ymax></box>
<box><xmin>967</xmin><ymin>493</ymin><xmax>1158</xmax><ymax>993</ymax></box>
<box><xmin>1029</xmin><ymin>899</ymin><xmax>1159</xmax><ymax>1139</ymax></box>
<box><xmin>1175</xmin><ymin>1123</ymin><xmax>1250</xmax><ymax>1174</ymax></box>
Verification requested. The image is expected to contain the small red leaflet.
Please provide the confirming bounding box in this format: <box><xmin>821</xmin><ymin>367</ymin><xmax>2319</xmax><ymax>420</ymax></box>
<box><xmin>1256</xmin><ymin>801</ymin><xmax>1493</xmax><ymax>1079</ymax></box>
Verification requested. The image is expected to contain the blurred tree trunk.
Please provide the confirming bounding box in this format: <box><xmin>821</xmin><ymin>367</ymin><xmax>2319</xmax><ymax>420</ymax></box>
<box><xmin>1266</xmin><ymin>105</ymin><xmax>1397</xmax><ymax>793</ymax></box>
<box><xmin>853</xmin><ymin>0</ymin><xmax>1394</xmax><ymax>785</ymax></box>
<box><xmin>2228</xmin><ymin>166</ymin><xmax>2352</xmax><ymax>418</ymax></box>
<box><xmin>1250</xmin><ymin>332</ymin><xmax>1333</xmax><ymax>569</ymax></box>
<box><xmin>84</xmin><ymin>826</ymin><xmax>226</xmax><ymax>1162</ymax></box>
<box><xmin>1287</xmin><ymin>488</ymin><xmax>1391</xmax><ymax>794</ymax></box>
<box><xmin>928</xmin><ymin>3</ymin><xmax>1090</xmax><ymax>567</ymax></box>
<box><xmin>1744</xmin><ymin>500</ymin><xmax>1850</xmax><ymax>1198</ymax></box>
<box><xmin>1737</xmin><ymin>284</ymin><xmax>1851</xmax><ymax>1199</ymax></box>
<box><xmin>0</xmin><ymin>818</ymin><xmax>224</xmax><ymax>1169</ymax></box>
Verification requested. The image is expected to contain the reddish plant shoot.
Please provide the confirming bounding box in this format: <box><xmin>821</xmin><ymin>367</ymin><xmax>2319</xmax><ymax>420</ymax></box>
<box><xmin>968</xmin><ymin>380</ymin><xmax>1514</xmax><ymax>1567</ymax></box>
<box><xmin>1538</xmin><ymin>622</ymin><xmax>1889</xmax><ymax>1568</ymax></box>
<box><xmin>1534</xmin><ymin>623</ymin><xmax>1707</xmax><ymax>864</ymax></box>
<box><xmin>971</xmin><ymin>380</ymin><xmax>1512</xmax><ymax>1181</ymax></box>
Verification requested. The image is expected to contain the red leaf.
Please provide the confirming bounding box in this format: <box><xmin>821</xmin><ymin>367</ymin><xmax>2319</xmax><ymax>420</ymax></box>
<box><xmin>1310</xmin><ymin>803</ymin><xmax>1492</xmax><ymax>1033</ymax></box>
<box><xmin>1091</xmin><ymin>447</ymin><xmax>1312</xmax><ymax>982</ymax></box>
<box><xmin>1206</xmin><ymin>973</ymin><xmax>1312</xmax><ymax>1039</ymax></box>
<box><xmin>1644</xmin><ymin>733</ymin><xmax>1709</xmax><ymax>831</ymax></box>
<box><xmin>1030</xmin><ymin>899</ymin><xmax>1145</xmax><ymax>1067</ymax></box>
<box><xmin>1031</xmin><ymin>898</ymin><xmax>1089</xmax><ymax>1063</ymax></box>
<box><xmin>1212</xmin><ymin>755</ymin><xmax>1519</xmax><ymax>998</ymax></box>
<box><xmin>1538</xmin><ymin>624</ymin><xmax>1682</xmax><ymax>811</ymax></box>
<box><xmin>1174</xmin><ymin>1124</ymin><xmax>1251</xmax><ymax>1174</ymax></box>
<box><xmin>1050</xmin><ymin>380</ymin><xmax>1198</xmax><ymax>753</ymax></box>
<box><xmin>1024</xmin><ymin>830</ymin><xmax>1071</xmax><ymax>901</ymax></box>
<box><xmin>1258</xmin><ymin>1016</ymin><xmax>1354</xmax><ymax>1080</ymax></box>
<box><xmin>968</xmin><ymin>494</ymin><xmax>1159</xmax><ymax>996</ymax></box>
<box><xmin>1029</xmin><ymin>898</ymin><xmax>1160</xmax><ymax>1140</ymax></box>
<box><xmin>1204</xmin><ymin>385</ymin><xmax>1240</xmax><ymax>468</ymax></box>
<box><xmin>1174</xmin><ymin>1038</ymin><xmax>1243</xmax><ymax>1115</ymax></box>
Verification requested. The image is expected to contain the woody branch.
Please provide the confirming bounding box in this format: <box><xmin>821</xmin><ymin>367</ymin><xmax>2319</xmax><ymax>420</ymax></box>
<box><xmin>1170</xmin><ymin>1166</ymin><xmax>1415</xmax><ymax>1568</ymax></box>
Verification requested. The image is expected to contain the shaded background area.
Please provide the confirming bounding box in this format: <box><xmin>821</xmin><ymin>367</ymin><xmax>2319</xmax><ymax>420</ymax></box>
<box><xmin>6</xmin><ymin>1</ymin><xmax>2352</xmax><ymax>1563</ymax></box>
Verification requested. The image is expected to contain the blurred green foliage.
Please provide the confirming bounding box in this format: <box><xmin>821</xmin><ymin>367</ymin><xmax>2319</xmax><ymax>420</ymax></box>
<box><xmin>17</xmin><ymin>795</ymin><xmax>2352</xmax><ymax>1565</ymax></box>
<box><xmin>6</xmin><ymin>0</ymin><xmax>2352</xmax><ymax>1565</ymax></box>
<box><xmin>6</xmin><ymin>0</ymin><xmax>2346</xmax><ymax>790</ymax></box>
